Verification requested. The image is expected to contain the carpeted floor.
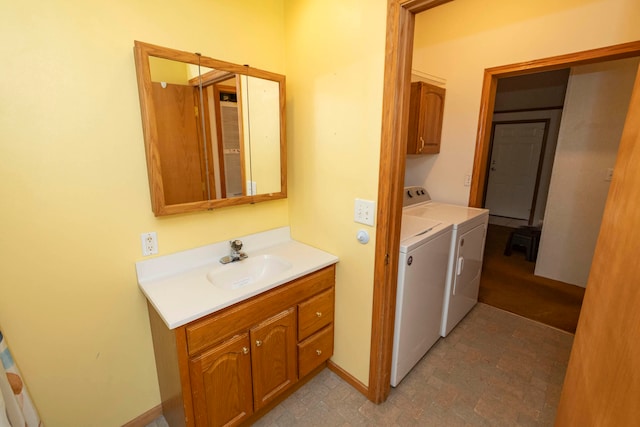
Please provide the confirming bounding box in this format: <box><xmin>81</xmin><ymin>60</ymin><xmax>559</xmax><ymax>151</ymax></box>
<box><xmin>479</xmin><ymin>224</ymin><xmax>585</xmax><ymax>333</ymax></box>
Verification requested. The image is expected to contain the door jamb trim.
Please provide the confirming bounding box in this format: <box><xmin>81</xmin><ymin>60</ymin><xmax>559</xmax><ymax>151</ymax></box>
<box><xmin>469</xmin><ymin>41</ymin><xmax>640</xmax><ymax>207</ymax></box>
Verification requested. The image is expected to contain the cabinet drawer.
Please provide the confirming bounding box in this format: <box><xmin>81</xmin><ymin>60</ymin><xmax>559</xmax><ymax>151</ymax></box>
<box><xmin>298</xmin><ymin>324</ymin><xmax>334</xmax><ymax>378</ymax></box>
<box><xmin>298</xmin><ymin>287</ymin><xmax>334</xmax><ymax>341</ymax></box>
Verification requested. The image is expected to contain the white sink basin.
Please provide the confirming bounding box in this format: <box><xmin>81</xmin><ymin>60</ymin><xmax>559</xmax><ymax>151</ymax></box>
<box><xmin>136</xmin><ymin>227</ymin><xmax>339</xmax><ymax>329</ymax></box>
<box><xmin>207</xmin><ymin>254</ymin><xmax>293</xmax><ymax>290</ymax></box>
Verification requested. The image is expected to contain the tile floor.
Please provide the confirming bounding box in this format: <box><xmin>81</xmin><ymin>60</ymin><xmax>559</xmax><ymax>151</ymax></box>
<box><xmin>147</xmin><ymin>303</ymin><xmax>573</xmax><ymax>426</ymax></box>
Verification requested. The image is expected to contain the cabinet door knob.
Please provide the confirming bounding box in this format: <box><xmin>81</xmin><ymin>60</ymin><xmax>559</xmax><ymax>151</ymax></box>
<box><xmin>255</xmin><ymin>340</ymin><xmax>263</xmax><ymax>347</ymax></box>
<box><xmin>242</xmin><ymin>347</ymin><xmax>249</xmax><ymax>355</ymax></box>
<box><xmin>316</xmin><ymin>312</ymin><xmax>322</xmax><ymax>318</ymax></box>
<box><xmin>316</xmin><ymin>349</ymin><xmax>322</xmax><ymax>356</ymax></box>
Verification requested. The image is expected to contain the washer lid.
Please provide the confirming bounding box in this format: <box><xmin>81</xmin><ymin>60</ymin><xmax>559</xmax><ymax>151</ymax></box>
<box><xmin>400</xmin><ymin>215</ymin><xmax>441</xmax><ymax>242</ymax></box>
<box><xmin>400</xmin><ymin>215</ymin><xmax>453</xmax><ymax>253</ymax></box>
<box><xmin>405</xmin><ymin>203</ymin><xmax>488</xmax><ymax>225</ymax></box>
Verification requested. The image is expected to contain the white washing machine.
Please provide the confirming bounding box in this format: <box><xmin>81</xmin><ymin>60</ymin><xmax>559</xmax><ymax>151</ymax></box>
<box><xmin>403</xmin><ymin>186</ymin><xmax>489</xmax><ymax>337</ymax></box>
<box><xmin>391</xmin><ymin>206</ymin><xmax>453</xmax><ymax>387</ymax></box>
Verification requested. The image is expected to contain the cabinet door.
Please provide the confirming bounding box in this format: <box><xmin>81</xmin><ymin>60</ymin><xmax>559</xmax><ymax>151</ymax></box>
<box><xmin>189</xmin><ymin>333</ymin><xmax>253</xmax><ymax>427</ymax></box>
<box><xmin>419</xmin><ymin>83</ymin><xmax>445</xmax><ymax>154</ymax></box>
<box><xmin>406</xmin><ymin>82</ymin><xmax>424</xmax><ymax>154</ymax></box>
<box><xmin>250</xmin><ymin>308</ymin><xmax>297</xmax><ymax>410</ymax></box>
<box><xmin>407</xmin><ymin>81</ymin><xmax>445</xmax><ymax>154</ymax></box>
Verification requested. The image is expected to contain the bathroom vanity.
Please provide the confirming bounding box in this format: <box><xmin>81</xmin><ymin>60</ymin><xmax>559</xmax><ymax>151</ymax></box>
<box><xmin>136</xmin><ymin>228</ymin><xmax>338</xmax><ymax>427</ymax></box>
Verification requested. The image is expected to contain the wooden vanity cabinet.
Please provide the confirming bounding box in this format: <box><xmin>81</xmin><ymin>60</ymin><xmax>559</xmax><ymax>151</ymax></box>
<box><xmin>406</xmin><ymin>81</ymin><xmax>445</xmax><ymax>155</ymax></box>
<box><xmin>148</xmin><ymin>265</ymin><xmax>336</xmax><ymax>427</ymax></box>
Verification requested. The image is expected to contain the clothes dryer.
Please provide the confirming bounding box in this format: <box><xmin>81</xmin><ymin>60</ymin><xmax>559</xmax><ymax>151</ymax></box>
<box><xmin>403</xmin><ymin>186</ymin><xmax>489</xmax><ymax>337</ymax></box>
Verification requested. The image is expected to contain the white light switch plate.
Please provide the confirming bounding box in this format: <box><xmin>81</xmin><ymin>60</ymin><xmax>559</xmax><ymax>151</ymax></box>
<box><xmin>354</xmin><ymin>199</ymin><xmax>375</xmax><ymax>226</ymax></box>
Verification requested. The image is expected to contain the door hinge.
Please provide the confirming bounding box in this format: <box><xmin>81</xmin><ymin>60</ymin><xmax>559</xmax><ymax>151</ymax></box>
<box><xmin>385</xmin><ymin>253</ymin><xmax>390</xmax><ymax>265</ymax></box>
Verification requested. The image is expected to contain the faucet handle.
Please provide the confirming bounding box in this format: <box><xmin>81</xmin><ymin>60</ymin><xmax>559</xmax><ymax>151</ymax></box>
<box><xmin>230</xmin><ymin>240</ymin><xmax>243</xmax><ymax>251</ymax></box>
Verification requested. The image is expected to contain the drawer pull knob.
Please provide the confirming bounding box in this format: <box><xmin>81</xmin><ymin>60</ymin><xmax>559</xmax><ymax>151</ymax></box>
<box><xmin>255</xmin><ymin>340</ymin><xmax>263</xmax><ymax>347</ymax></box>
<box><xmin>316</xmin><ymin>349</ymin><xmax>322</xmax><ymax>356</ymax></box>
<box><xmin>242</xmin><ymin>347</ymin><xmax>249</xmax><ymax>355</ymax></box>
<box><xmin>316</xmin><ymin>312</ymin><xmax>322</xmax><ymax>318</ymax></box>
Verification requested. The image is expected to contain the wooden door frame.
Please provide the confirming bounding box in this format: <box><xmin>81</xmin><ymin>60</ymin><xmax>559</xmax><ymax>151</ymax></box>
<box><xmin>368</xmin><ymin>0</ymin><xmax>453</xmax><ymax>403</ymax></box>
<box><xmin>468</xmin><ymin>41</ymin><xmax>640</xmax><ymax>208</ymax></box>
<box><xmin>371</xmin><ymin>0</ymin><xmax>640</xmax><ymax>404</ymax></box>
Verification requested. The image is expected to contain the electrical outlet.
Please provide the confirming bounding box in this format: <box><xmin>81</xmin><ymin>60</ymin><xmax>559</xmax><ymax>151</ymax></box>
<box><xmin>354</xmin><ymin>198</ymin><xmax>375</xmax><ymax>226</ymax></box>
<box><xmin>464</xmin><ymin>174</ymin><xmax>472</xmax><ymax>187</ymax></box>
<box><xmin>141</xmin><ymin>232</ymin><xmax>158</xmax><ymax>256</ymax></box>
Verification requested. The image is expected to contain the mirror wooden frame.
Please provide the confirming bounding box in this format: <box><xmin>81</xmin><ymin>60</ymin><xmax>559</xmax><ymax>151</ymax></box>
<box><xmin>133</xmin><ymin>41</ymin><xmax>287</xmax><ymax>216</ymax></box>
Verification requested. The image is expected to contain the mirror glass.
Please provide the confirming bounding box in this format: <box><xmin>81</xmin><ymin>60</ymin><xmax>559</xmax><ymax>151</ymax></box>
<box><xmin>134</xmin><ymin>41</ymin><xmax>286</xmax><ymax>216</ymax></box>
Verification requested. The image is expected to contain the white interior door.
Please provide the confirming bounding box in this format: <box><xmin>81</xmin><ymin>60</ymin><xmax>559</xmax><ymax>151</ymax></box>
<box><xmin>484</xmin><ymin>121</ymin><xmax>547</xmax><ymax>220</ymax></box>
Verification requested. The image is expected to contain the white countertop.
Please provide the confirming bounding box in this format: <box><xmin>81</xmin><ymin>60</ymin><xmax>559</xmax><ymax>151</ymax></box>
<box><xmin>136</xmin><ymin>227</ymin><xmax>339</xmax><ymax>329</ymax></box>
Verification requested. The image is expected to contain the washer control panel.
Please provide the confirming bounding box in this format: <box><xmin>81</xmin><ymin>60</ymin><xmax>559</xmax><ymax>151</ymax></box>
<box><xmin>403</xmin><ymin>186</ymin><xmax>432</xmax><ymax>207</ymax></box>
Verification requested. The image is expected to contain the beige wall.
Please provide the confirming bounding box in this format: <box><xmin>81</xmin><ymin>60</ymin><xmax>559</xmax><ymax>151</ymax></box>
<box><xmin>535</xmin><ymin>58</ymin><xmax>639</xmax><ymax>286</ymax></box>
<box><xmin>284</xmin><ymin>0</ymin><xmax>387</xmax><ymax>385</ymax></box>
<box><xmin>411</xmin><ymin>0</ymin><xmax>640</xmax><ymax>205</ymax></box>
<box><xmin>0</xmin><ymin>1</ymin><xmax>288</xmax><ymax>426</ymax></box>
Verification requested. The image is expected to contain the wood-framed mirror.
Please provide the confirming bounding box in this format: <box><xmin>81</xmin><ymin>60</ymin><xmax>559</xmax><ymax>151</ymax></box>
<box><xmin>133</xmin><ymin>41</ymin><xmax>287</xmax><ymax>216</ymax></box>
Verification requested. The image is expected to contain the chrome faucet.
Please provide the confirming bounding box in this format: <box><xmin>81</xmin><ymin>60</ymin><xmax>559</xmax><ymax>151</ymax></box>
<box><xmin>219</xmin><ymin>239</ymin><xmax>248</xmax><ymax>264</ymax></box>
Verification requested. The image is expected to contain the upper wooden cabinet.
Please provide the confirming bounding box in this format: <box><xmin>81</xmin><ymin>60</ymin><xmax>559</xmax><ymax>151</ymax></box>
<box><xmin>406</xmin><ymin>81</ymin><xmax>445</xmax><ymax>155</ymax></box>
